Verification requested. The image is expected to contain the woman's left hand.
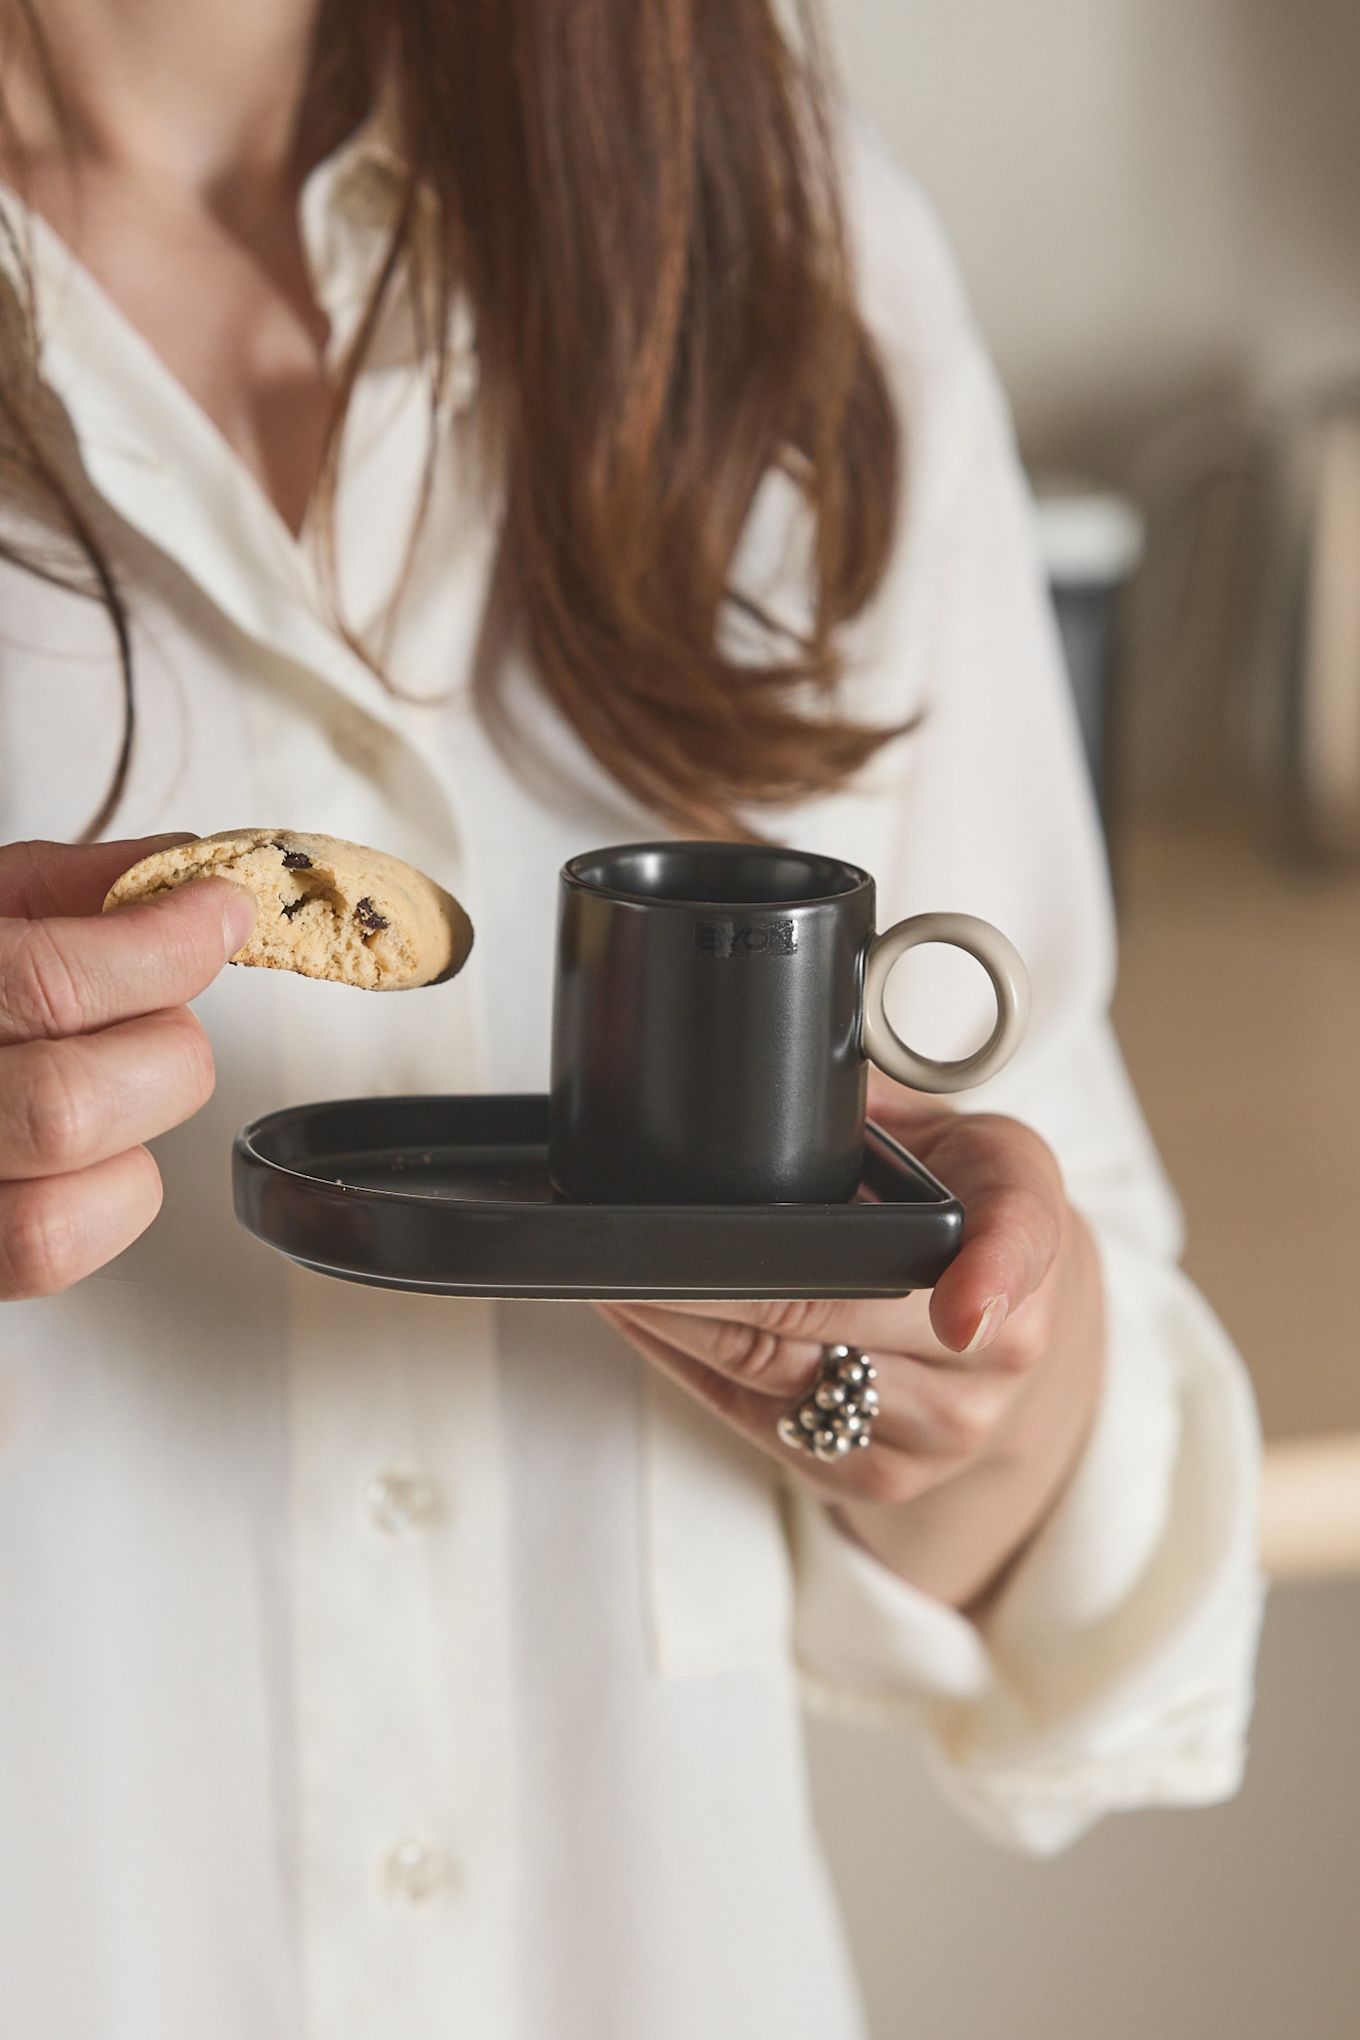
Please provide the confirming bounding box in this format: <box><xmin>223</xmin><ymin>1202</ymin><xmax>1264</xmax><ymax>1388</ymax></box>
<box><xmin>599</xmin><ymin>1074</ymin><xmax>1106</xmax><ymax>1613</ymax></box>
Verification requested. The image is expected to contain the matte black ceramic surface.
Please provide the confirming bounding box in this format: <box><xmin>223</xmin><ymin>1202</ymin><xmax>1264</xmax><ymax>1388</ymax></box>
<box><xmin>549</xmin><ymin>842</ymin><xmax>878</xmax><ymax>1204</ymax></box>
<box><xmin>233</xmin><ymin>1094</ymin><xmax>965</xmax><ymax>1299</ymax></box>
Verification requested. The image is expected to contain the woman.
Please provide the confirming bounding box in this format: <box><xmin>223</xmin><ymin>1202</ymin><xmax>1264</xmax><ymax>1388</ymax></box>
<box><xmin>0</xmin><ymin>3</ymin><xmax>1261</xmax><ymax>2036</ymax></box>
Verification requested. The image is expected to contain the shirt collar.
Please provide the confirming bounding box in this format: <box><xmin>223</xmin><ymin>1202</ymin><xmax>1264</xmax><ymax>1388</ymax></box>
<box><xmin>0</xmin><ymin>123</ymin><xmax>479</xmax><ymax>752</ymax></box>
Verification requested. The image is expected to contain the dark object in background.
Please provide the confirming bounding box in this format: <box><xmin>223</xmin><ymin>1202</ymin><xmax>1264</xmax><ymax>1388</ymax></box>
<box><xmin>1034</xmin><ymin>485</ymin><xmax>1145</xmax><ymax>836</ymax></box>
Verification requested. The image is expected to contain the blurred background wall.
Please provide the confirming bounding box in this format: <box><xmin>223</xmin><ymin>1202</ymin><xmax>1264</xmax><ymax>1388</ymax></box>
<box><xmin>833</xmin><ymin>0</ymin><xmax>1360</xmax><ymax>452</ymax></box>
<box><xmin>828</xmin><ymin>0</ymin><xmax>1360</xmax><ymax>821</ymax></box>
<box><xmin>808</xmin><ymin>4</ymin><xmax>1360</xmax><ymax>2035</ymax></box>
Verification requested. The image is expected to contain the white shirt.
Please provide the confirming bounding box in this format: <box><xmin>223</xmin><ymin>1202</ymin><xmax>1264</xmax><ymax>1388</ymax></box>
<box><xmin>0</xmin><ymin>115</ymin><xmax>1263</xmax><ymax>2040</ymax></box>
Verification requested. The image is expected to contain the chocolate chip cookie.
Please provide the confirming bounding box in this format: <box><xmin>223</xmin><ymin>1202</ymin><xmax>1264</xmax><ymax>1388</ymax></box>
<box><xmin>104</xmin><ymin>829</ymin><xmax>474</xmax><ymax>990</ymax></box>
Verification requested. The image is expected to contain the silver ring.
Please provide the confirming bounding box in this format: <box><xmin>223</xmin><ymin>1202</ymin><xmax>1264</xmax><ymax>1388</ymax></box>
<box><xmin>777</xmin><ymin>1344</ymin><xmax>879</xmax><ymax>1464</ymax></box>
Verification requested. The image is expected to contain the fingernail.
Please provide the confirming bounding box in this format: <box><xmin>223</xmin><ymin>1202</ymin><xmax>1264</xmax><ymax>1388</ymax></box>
<box><xmin>219</xmin><ymin>883</ymin><xmax>257</xmax><ymax>954</ymax></box>
<box><xmin>964</xmin><ymin>1295</ymin><xmax>1008</xmax><ymax>1352</ymax></box>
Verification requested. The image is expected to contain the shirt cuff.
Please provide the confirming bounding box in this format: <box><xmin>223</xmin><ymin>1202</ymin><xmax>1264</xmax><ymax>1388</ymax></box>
<box><xmin>786</xmin><ymin>1227</ymin><xmax>1266</xmax><ymax>1852</ymax></box>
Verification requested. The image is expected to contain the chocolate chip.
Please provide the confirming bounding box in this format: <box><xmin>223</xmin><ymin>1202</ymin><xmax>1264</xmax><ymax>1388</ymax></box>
<box><xmin>354</xmin><ymin>897</ymin><xmax>389</xmax><ymax>933</ymax></box>
<box><xmin>280</xmin><ymin>849</ymin><xmax>312</xmax><ymax>870</ymax></box>
<box><xmin>280</xmin><ymin>897</ymin><xmax>309</xmax><ymax>921</ymax></box>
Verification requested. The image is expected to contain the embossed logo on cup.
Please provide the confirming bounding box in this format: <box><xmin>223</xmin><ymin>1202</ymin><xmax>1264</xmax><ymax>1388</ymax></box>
<box><xmin>694</xmin><ymin>917</ymin><xmax>798</xmax><ymax>958</ymax></box>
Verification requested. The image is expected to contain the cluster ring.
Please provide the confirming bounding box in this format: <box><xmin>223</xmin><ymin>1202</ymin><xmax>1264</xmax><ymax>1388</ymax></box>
<box><xmin>776</xmin><ymin>1344</ymin><xmax>879</xmax><ymax>1464</ymax></box>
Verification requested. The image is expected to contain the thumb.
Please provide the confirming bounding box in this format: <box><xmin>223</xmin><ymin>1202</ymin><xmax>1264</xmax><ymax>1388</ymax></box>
<box><xmin>0</xmin><ymin>834</ymin><xmax>199</xmax><ymax>922</ymax></box>
<box><xmin>920</xmin><ymin>1112</ymin><xmax>1066</xmax><ymax>1352</ymax></box>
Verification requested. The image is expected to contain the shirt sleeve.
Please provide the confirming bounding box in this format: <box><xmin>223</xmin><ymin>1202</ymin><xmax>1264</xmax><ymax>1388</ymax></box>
<box><xmin>785</xmin><ymin>140</ymin><xmax>1266</xmax><ymax>1853</ymax></box>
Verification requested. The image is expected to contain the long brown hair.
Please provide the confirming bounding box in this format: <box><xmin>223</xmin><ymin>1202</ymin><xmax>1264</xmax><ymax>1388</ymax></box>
<box><xmin>1</xmin><ymin>0</ymin><xmax>904</xmax><ymax>839</ymax></box>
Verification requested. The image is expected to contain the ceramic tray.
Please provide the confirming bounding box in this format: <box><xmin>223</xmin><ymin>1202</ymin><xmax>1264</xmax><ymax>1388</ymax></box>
<box><xmin>232</xmin><ymin>1093</ymin><xmax>964</xmax><ymax>1300</ymax></box>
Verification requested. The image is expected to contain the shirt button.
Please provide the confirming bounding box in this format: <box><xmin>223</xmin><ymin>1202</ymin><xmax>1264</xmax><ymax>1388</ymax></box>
<box><xmin>365</xmin><ymin>1470</ymin><xmax>440</xmax><ymax>1536</ymax></box>
<box><xmin>381</xmin><ymin>1838</ymin><xmax>456</xmax><ymax>1907</ymax></box>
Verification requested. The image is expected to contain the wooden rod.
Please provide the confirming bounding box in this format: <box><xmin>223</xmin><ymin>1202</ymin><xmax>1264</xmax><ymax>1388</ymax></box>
<box><xmin>1261</xmin><ymin>1432</ymin><xmax>1360</xmax><ymax>1581</ymax></box>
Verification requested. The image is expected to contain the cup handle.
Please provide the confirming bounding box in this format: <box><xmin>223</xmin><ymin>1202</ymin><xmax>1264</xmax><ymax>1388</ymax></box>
<box><xmin>860</xmin><ymin>912</ymin><xmax>1031</xmax><ymax>1094</ymax></box>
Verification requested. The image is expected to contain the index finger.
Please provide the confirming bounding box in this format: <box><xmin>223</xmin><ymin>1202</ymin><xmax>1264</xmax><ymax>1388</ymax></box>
<box><xmin>0</xmin><ymin>879</ymin><xmax>257</xmax><ymax>1044</ymax></box>
<box><xmin>633</xmin><ymin>1290</ymin><xmax>939</xmax><ymax>1356</ymax></box>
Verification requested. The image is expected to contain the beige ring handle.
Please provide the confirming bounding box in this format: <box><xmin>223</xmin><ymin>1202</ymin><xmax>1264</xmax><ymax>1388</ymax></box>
<box><xmin>860</xmin><ymin>912</ymin><xmax>1031</xmax><ymax>1094</ymax></box>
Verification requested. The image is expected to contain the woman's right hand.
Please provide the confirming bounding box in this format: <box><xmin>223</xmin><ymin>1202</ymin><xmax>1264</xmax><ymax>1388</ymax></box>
<box><xmin>0</xmin><ymin>836</ymin><xmax>256</xmax><ymax>1300</ymax></box>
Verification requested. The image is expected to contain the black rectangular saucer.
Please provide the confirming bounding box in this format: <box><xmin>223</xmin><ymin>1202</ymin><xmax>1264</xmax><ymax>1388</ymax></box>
<box><xmin>232</xmin><ymin>1093</ymin><xmax>964</xmax><ymax>1300</ymax></box>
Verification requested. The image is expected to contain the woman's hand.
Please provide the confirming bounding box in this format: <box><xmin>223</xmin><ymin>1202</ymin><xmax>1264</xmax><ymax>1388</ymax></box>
<box><xmin>599</xmin><ymin>1073</ymin><xmax>1106</xmax><ymax>1613</ymax></box>
<box><xmin>0</xmin><ymin>836</ymin><xmax>256</xmax><ymax>1300</ymax></box>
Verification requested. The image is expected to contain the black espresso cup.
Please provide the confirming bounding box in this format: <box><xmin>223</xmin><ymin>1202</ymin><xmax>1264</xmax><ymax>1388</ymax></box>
<box><xmin>547</xmin><ymin>841</ymin><xmax>1030</xmax><ymax>1205</ymax></box>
